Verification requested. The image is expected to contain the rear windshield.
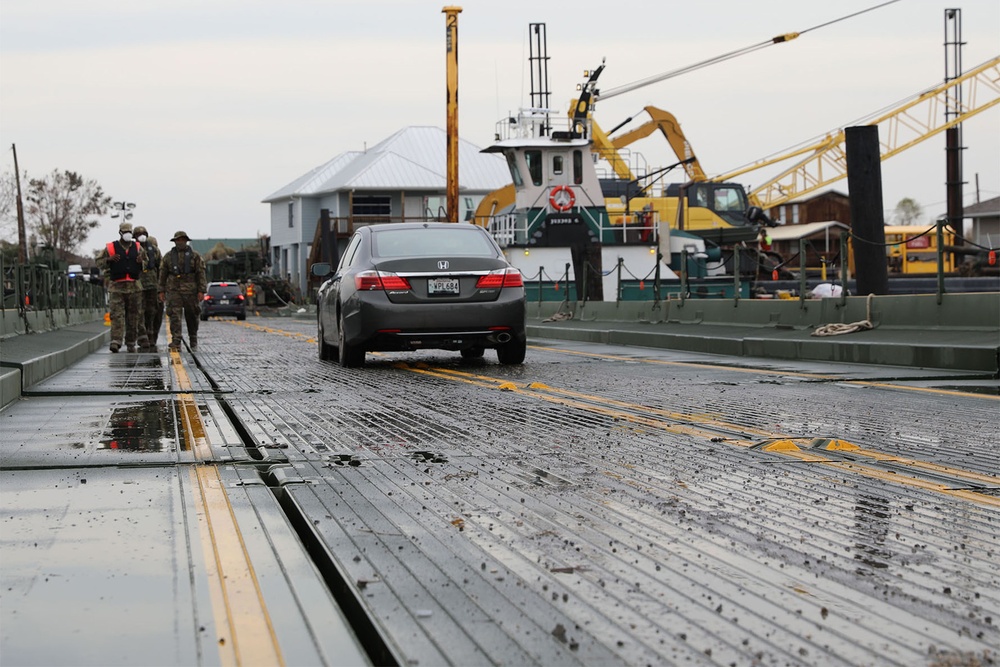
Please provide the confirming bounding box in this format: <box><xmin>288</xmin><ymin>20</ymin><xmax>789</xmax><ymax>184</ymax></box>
<box><xmin>208</xmin><ymin>284</ymin><xmax>242</xmax><ymax>296</ymax></box>
<box><xmin>372</xmin><ymin>228</ymin><xmax>497</xmax><ymax>258</ymax></box>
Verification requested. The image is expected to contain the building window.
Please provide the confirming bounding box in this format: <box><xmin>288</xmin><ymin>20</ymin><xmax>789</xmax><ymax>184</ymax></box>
<box><xmin>552</xmin><ymin>155</ymin><xmax>564</xmax><ymax>175</ymax></box>
<box><xmin>573</xmin><ymin>150</ymin><xmax>583</xmax><ymax>184</ymax></box>
<box><xmin>288</xmin><ymin>201</ymin><xmax>294</xmax><ymax>228</ymax></box>
<box><xmin>792</xmin><ymin>204</ymin><xmax>800</xmax><ymax>224</ymax></box>
<box><xmin>352</xmin><ymin>195</ymin><xmax>392</xmax><ymax>221</ymax></box>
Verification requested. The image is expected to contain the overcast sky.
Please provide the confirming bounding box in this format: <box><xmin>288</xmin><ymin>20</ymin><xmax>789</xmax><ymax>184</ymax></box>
<box><xmin>2</xmin><ymin>0</ymin><xmax>998</xmax><ymax>257</ymax></box>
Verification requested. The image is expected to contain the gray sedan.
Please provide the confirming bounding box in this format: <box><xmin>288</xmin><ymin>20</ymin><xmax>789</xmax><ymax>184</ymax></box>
<box><xmin>311</xmin><ymin>222</ymin><xmax>527</xmax><ymax>367</ymax></box>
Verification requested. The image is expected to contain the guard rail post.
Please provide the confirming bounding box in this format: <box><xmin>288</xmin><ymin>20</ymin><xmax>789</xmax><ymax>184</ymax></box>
<box><xmin>679</xmin><ymin>250</ymin><xmax>688</xmax><ymax>307</ymax></box>
<box><xmin>799</xmin><ymin>239</ymin><xmax>808</xmax><ymax>308</ymax></box>
<box><xmin>616</xmin><ymin>257</ymin><xmax>623</xmax><ymax>304</ymax></box>
<box><xmin>563</xmin><ymin>262</ymin><xmax>570</xmax><ymax>308</ymax></box>
<box><xmin>537</xmin><ymin>266</ymin><xmax>543</xmax><ymax>306</ymax></box>
<box><xmin>839</xmin><ymin>231</ymin><xmax>849</xmax><ymax>308</ymax></box>
<box><xmin>936</xmin><ymin>221</ymin><xmax>945</xmax><ymax>304</ymax></box>
<box><xmin>733</xmin><ymin>250</ymin><xmax>740</xmax><ymax>306</ymax></box>
<box><xmin>654</xmin><ymin>252</ymin><xmax>662</xmax><ymax>305</ymax></box>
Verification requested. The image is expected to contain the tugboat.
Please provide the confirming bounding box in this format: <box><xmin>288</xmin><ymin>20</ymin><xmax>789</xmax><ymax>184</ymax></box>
<box><xmin>474</xmin><ymin>62</ymin><xmax>772</xmax><ymax>302</ymax></box>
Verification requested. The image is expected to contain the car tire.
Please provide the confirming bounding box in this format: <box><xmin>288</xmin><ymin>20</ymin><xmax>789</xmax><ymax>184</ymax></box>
<box><xmin>237</xmin><ymin>312</ymin><xmax>246</xmax><ymax>321</ymax></box>
<box><xmin>338</xmin><ymin>311</ymin><xmax>365</xmax><ymax>368</ymax></box>
<box><xmin>460</xmin><ymin>346</ymin><xmax>485</xmax><ymax>359</ymax></box>
<box><xmin>496</xmin><ymin>339</ymin><xmax>526</xmax><ymax>365</ymax></box>
<box><xmin>318</xmin><ymin>321</ymin><xmax>335</xmax><ymax>361</ymax></box>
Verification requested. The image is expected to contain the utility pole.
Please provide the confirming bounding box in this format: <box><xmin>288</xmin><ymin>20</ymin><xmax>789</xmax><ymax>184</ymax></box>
<box><xmin>443</xmin><ymin>6</ymin><xmax>462</xmax><ymax>223</ymax></box>
<box><xmin>12</xmin><ymin>144</ymin><xmax>27</xmax><ymax>264</ymax></box>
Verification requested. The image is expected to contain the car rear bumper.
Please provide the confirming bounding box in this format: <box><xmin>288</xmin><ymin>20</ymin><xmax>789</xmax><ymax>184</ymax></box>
<box><xmin>345</xmin><ymin>291</ymin><xmax>526</xmax><ymax>351</ymax></box>
<box><xmin>204</xmin><ymin>305</ymin><xmax>246</xmax><ymax>317</ymax></box>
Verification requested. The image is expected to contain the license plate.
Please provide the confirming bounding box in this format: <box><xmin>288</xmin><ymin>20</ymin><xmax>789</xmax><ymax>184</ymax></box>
<box><xmin>428</xmin><ymin>278</ymin><xmax>459</xmax><ymax>295</ymax></box>
<box><xmin>219</xmin><ymin>299</ymin><xmax>230</xmax><ymax>304</ymax></box>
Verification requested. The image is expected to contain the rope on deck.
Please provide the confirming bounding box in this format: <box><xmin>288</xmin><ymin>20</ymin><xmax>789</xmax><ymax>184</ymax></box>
<box><xmin>812</xmin><ymin>294</ymin><xmax>875</xmax><ymax>337</ymax></box>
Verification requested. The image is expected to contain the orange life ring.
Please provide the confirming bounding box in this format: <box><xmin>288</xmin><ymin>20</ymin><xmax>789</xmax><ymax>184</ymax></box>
<box><xmin>548</xmin><ymin>185</ymin><xmax>576</xmax><ymax>212</ymax></box>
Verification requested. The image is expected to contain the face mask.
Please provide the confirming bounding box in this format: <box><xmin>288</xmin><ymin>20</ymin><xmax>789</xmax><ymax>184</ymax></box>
<box><xmin>137</xmin><ymin>235</ymin><xmax>148</xmax><ymax>243</ymax></box>
<box><xmin>121</xmin><ymin>233</ymin><xmax>133</xmax><ymax>243</ymax></box>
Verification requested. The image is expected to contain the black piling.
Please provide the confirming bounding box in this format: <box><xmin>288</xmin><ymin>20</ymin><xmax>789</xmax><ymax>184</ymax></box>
<box><xmin>845</xmin><ymin>126</ymin><xmax>889</xmax><ymax>295</ymax></box>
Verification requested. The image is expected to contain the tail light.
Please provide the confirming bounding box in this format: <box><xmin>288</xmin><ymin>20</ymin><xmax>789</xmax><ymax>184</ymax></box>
<box><xmin>236</xmin><ymin>294</ymin><xmax>245</xmax><ymax>302</ymax></box>
<box><xmin>202</xmin><ymin>294</ymin><xmax>211</xmax><ymax>301</ymax></box>
<box><xmin>476</xmin><ymin>268</ymin><xmax>523</xmax><ymax>289</ymax></box>
<box><xmin>355</xmin><ymin>271</ymin><xmax>412</xmax><ymax>291</ymax></box>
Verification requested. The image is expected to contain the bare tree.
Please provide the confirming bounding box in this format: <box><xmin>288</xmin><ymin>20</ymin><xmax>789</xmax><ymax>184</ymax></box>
<box><xmin>25</xmin><ymin>169</ymin><xmax>111</xmax><ymax>260</ymax></box>
<box><xmin>0</xmin><ymin>170</ymin><xmax>21</xmax><ymax>243</ymax></box>
<box><xmin>892</xmin><ymin>198</ymin><xmax>924</xmax><ymax>226</ymax></box>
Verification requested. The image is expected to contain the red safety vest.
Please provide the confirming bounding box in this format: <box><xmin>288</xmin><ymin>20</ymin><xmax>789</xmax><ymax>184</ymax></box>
<box><xmin>106</xmin><ymin>241</ymin><xmax>142</xmax><ymax>282</ymax></box>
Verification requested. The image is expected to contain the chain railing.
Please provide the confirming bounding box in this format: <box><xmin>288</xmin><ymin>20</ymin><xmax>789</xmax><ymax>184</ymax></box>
<box><xmin>2</xmin><ymin>257</ymin><xmax>107</xmax><ymax>315</ymax></box>
<box><xmin>491</xmin><ymin>213</ymin><xmax>997</xmax><ymax>306</ymax></box>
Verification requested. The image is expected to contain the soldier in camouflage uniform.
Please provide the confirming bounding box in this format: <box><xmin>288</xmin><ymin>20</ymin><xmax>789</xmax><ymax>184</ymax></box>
<box><xmin>158</xmin><ymin>230</ymin><xmax>206</xmax><ymax>351</ymax></box>
<box><xmin>134</xmin><ymin>226</ymin><xmax>163</xmax><ymax>351</ymax></box>
<box><xmin>97</xmin><ymin>221</ymin><xmax>149</xmax><ymax>353</ymax></box>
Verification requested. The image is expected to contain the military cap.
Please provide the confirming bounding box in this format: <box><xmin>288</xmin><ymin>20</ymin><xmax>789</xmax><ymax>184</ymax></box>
<box><xmin>133</xmin><ymin>225</ymin><xmax>148</xmax><ymax>236</ymax></box>
<box><xmin>119</xmin><ymin>222</ymin><xmax>133</xmax><ymax>233</ymax></box>
<box><xmin>170</xmin><ymin>230</ymin><xmax>190</xmax><ymax>241</ymax></box>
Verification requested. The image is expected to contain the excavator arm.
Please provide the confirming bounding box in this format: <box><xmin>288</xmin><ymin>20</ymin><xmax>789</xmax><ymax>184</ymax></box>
<box><xmin>571</xmin><ymin>104</ymin><xmax>710</xmax><ymax>185</ymax></box>
<box><xmin>608</xmin><ymin>106</ymin><xmax>709</xmax><ymax>182</ymax></box>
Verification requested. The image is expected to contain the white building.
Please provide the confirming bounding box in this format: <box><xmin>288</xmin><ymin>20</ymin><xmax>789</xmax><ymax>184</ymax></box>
<box><xmin>262</xmin><ymin>126</ymin><xmax>510</xmax><ymax>298</ymax></box>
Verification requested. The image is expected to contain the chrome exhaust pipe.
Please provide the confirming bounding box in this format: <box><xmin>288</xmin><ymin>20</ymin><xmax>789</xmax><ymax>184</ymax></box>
<box><xmin>496</xmin><ymin>332</ymin><xmax>512</xmax><ymax>344</ymax></box>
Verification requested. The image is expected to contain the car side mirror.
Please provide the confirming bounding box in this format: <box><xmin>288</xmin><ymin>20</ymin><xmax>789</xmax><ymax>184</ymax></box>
<box><xmin>311</xmin><ymin>262</ymin><xmax>332</xmax><ymax>277</ymax></box>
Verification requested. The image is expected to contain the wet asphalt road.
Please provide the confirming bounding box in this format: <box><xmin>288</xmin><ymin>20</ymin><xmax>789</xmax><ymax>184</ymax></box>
<box><xmin>2</xmin><ymin>316</ymin><xmax>998</xmax><ymax>666</ymax></box>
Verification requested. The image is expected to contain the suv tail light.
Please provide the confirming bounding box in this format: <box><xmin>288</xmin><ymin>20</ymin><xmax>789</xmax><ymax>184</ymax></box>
<box><xmin>356</xmin><ymin>271</ymin><xmax>412</xmax><ymax>291</ymax></box>
<box><xmin>476</xmin><ymin>268</ymin><xmax>523</xmax><ymax>289</ymax></box>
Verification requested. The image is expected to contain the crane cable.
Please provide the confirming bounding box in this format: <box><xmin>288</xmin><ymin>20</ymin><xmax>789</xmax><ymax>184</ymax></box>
<box><xmin>595</xmin><ymin>0</ymin><xmax>902</xmax><ymax>102</ymax></box>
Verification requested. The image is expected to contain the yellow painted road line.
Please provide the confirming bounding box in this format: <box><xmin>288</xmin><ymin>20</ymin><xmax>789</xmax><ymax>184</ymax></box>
<box><xmin>761</xmin><ymin>438</ymin><xmax>1000</xmax><ymax>505</ymax></box>
<box><xmin>825</xmin><ymin>461</ymin><xmax>1000</xmax><ymax>508</ymax></box>
<box><xmin>402</xmin><ymin>363</ymin><xmax>1000</xmax><ymax>506</ymax></box>
<box><xmin>807</xmin><ymin>438</ymin><xmax>1000</xmax><ymax>486</ymax></box>
<box><xmin>428</xmin><ymin>364</ymin><xmax>767</xmax><ymax>444</ymax></box>
<box><xmin>245</xmin><ymin>325</ymin><xmax>998</xmax><ymax>506</ymax></box>
<box><xmin>532</xmin><ymin>344</ymin><xmax>1000</xmax><ymax>400</ymax></box>
<box><xmin>400</xmin><ymin>362</ymin><xmax>716</xmax><ymax>438</ymax></box>
<box><xmin>171</xmin><ymin>348</ymin><xmax>286</xmax><ymax>666</ymax></box>
<box><xmin>171</xmin><ymin>352</ymin><xmax>211</xmax><ymax>459</ymax></box>
<box><xmin>190</xmin><ymin>466</ymin><xmax>285</xmax><ymax>666</ymax></box>
<box><xmin>845</xmin><ymin>380</ymin><xmax>1000</xmax><ymax>400</ymax></box>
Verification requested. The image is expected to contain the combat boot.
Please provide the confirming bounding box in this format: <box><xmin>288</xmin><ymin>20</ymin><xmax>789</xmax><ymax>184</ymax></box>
<box><xmin>110</xmin><ymin>341</ymin><xmax>120</xmax><ymax>353</ymax></box>
<box><xmin>190</xmin><ymin>336</ymin><xmax>198</xmax><ymax>351</ymax></box>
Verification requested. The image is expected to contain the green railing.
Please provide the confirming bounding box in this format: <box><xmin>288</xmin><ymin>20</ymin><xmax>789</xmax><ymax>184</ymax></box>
<box><xmin>2</xmin><ymin>257</ymin><xmax>107</xmax><ymax>313</ymax></box>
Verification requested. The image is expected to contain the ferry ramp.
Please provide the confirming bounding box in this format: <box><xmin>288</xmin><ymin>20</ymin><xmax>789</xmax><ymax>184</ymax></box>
<box><xmin>1</xmin><ymin>315</ymin><xmax>997</xmax><ymax>667</ymax></box>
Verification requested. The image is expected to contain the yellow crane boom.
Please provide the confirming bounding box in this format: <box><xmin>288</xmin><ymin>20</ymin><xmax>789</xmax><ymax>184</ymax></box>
<box><xmin>713</xmin><ymin>55</ymin><xmax>1000</xmax><ymax>210</ymax></box>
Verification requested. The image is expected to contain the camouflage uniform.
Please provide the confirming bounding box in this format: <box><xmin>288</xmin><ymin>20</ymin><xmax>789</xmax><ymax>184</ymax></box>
<box><xmin>97</xmin><ymin>222</ymin><xmax>149</xmax><ymax>353</ymax></box>
<box><xmin>134</xmin><ymin>227</ymin><xmax>163</xmax><ymax>350</ymax></box>
<box><xmin>158</xmin><ymin>231</ymin><xmax>206</xmax><ymax>351</ymax></box>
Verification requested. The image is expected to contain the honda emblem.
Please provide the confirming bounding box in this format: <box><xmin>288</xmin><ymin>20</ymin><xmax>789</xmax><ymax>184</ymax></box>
<box><xmin>437</xmin><ymin>260</ymin><xmax>450</xmax><ymax>270</ymax></box>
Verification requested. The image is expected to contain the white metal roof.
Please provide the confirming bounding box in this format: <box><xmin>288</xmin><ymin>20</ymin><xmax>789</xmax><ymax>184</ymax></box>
<box><xmin>767</xmin><ymin>220</ymin><xmax>850</xmax><ymax>241</ymax></box>
<box><xmin>263</xmin><ymin>126</ymin><xmax>510</xmax><ymax>202</ymax></box>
